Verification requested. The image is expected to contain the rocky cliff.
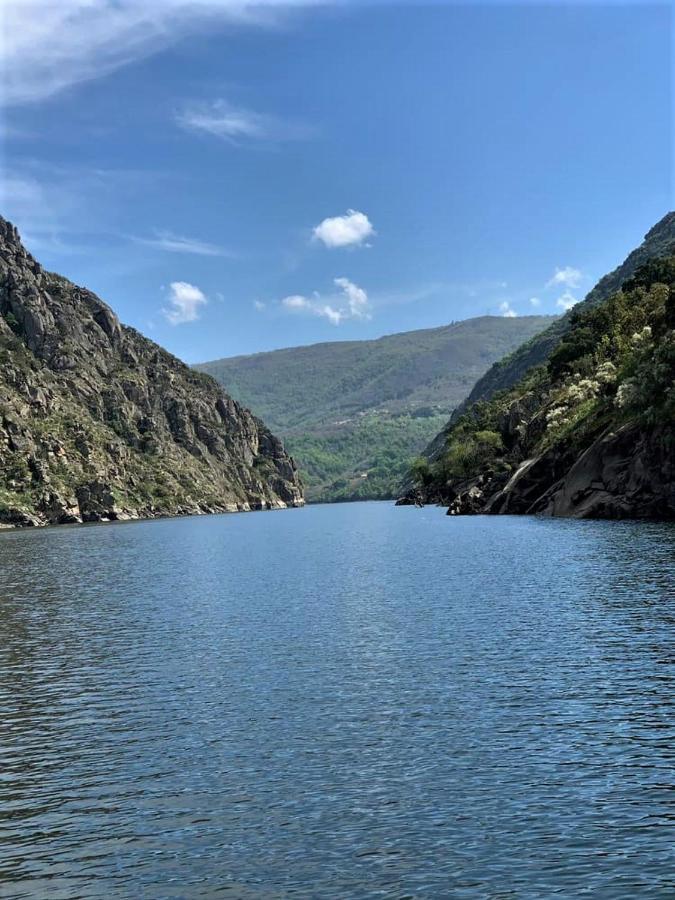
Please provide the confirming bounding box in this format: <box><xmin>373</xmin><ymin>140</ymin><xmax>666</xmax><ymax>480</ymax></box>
<box><xmin>0</xmin><ymin>217</ymin><xmax>304</xmax><ymax>527</ymax></box>
<box><xmin>401</xmin><ymin>236</ymin><xmax>675</xmax><ymax>520</ymax></box>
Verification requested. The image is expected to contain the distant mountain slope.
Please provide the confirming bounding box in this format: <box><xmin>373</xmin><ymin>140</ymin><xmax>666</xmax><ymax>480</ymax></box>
<box><xmin>423</xmin><ymin>212</ymin><xmax>675</xmax><ymax>463</ymax></box>
<box><xmin>0</xmin><ymin>217</ymin><xmax>303</xmax><ymax>527</ymax></box>
<box><xmin>402</xmin><ymin>224</ymin><xmax>675</xmax><ymax>520</ymax></box>
<box><xmin>196</xmin><ymin>315</ymin><xmax>552</xmax><ymax>501</ymax></box>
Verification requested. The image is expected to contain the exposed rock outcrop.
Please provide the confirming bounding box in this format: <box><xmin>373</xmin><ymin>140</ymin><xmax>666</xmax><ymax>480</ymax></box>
<box><xmin>443</xmin><ymin>425</ymin><xmax>674</xmax><ymax>520</ymax></box>
<box><xmin>0</xmin><ymin>217</ymin><xmax>304</xmax><ymax>527</ymax></box>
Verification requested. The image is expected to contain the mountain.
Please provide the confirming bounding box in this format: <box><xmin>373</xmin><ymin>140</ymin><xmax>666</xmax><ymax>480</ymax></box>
<box><xmin>0</xmin><ymin>217</ymin><xmax>304</xmax><ymax>527</ymax></box>
<box><xmin>423</xmin><ymin>212</ymin><xmax>675</xmax><ymax>463</ymax></box>
<box><xmin>403</xmin><ymin>229</ymin><xmax>675</xmax><ymax>519</ymax></box>
<box><xmin>196</xmin><ymin>315</ymin><xmax>552</xmax><ymax>502</ymax></box>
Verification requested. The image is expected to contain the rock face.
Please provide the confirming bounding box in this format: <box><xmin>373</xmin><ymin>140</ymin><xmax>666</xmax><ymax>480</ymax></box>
<box><xmin>444</xmin><ymin>424</ymin><xmax>674</xmax><ymax>520</ymax></box>
<box><xmin>0</xmin><ymin>217</ymin><xmax>304</xmax><ymax>527</ymax></box>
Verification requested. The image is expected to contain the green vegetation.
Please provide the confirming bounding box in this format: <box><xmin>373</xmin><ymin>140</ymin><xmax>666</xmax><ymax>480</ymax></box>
<box><xmin>286</xmin><ymin>411</ymin><xmax>450</xmax><ymax>502</ymax></box>
<box><xmin>197</xmin><ymin>315</ymin><xmax>552</xmax><ymax>501</ymax></box>
<box><xmin>417</xmin><ymin>259</ymin><xmax>675</xmax><ymax>497</ymax></box>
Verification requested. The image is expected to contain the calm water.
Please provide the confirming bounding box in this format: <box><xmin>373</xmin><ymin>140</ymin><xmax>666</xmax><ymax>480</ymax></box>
<box><xmin>0</xmin><ymin>503</ymin><xmax>674</xmax><ymax>899</ymax></box>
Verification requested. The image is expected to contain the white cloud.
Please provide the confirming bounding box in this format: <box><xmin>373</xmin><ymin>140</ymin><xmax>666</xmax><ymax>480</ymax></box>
<box><xmin>316</xmin><ymin>304</ymin><xmax>343</xmax><ymax>325</ymax></box>
<box><xmin>547</xmin><ymin>266</ymin><xmax>583</xmax><ymax>289</ymax></box>
<box><xmin>135</xmin><ymin>231</ymin><xmax>231</xmax><ymax>257</ymax></box>
<box><xmin>499</xmin><ymin>301</ymin><xmax>517</xmax><ymax>318</ymax></box>
<box><xmin>312</xmin><ymin>210</ymin><xmax>375</xmax><ymax>248</ymax></box>
<box><xmin>1</xmin><ymin>1</ymin><xmax>315</xmax><ymax>106</ymax></box>
<box><xmin>162</xmin><ymin>281</ymin><xmax>207</xmax><ymax>325</ymax></box>
<box><xmin>176</xmin><ymin>100</ymin><xmax>312</xmax><ymax>144</ymax></box>
<box><xmin>556</xmin><ymin>291</ymin><xmax>579</xmax><ymax>312</ymax></box>
<box><xmin>281</xmin><ymin>295</ymin><xmax>311</xmax><ymax>310</ymax></box>
<box><xmin>253</xmin><ymin>300</ymin><xmax>266</xmax><ymax>311</ymax></box>
<box><xmin>280</xmin><ymin>278</ymin><xmax>371</xmax><ymax>325</ymax></box>
<box><xmin>334</xmin><ymin>276</ymin><xmax>370</xmax><ymax>319</ymax></box>
<box><xmin>529</xmin><ymin>296</ymin><xmax>541</xmax><ymax>308</ymax></box>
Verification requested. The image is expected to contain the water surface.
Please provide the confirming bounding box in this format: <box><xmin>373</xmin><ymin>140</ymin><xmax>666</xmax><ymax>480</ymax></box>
<box><xmin>1</xmin><ymin>503</ymin><xmax>674</xmax><ymax>898</ymax></box>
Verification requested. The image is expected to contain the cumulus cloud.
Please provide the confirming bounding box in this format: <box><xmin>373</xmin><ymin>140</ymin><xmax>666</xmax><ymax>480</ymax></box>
<box><xmin>312</xmin><ymin>210</ymin><xmax>375</xmax><ymax>248</ymax></box>
<box><xmin>135</xmin><ymin>231</ymin><xmax>230</xmax><ymax>257</ymax></box>
<box><xmin>556</xmin><ymin>291</ymin><xmax>579</xmax><ymax>312</ymax></box>
<box><xmin>280</xmin><ymin>278</ymin><xmax>371</xmax><ymax>325</ymax></box>
<box><xmin>547</xmin><ymin>266</ymin><xmax>583</xmax><ymax>289</ymax></box>
<box><xmin>176</xmin><ymin>100</ymin><xmax>312</xmax><ymax>144</ymax></box>
<box><xmin>529</xmin><ymin>296</ymin><xmax>541</xmax><ymax>308</ymax></box>
<box><xmin>162</xmin><ymin>281</ymin><xmax>207</xmax><ymax>325</ymax></box>
<box><xmin>1</xmin><ymin>1</ymin><xmax>313</xmax><ymax>106</ymax></box>
<box><xmin>499</xmin><ymin>301</ymin><xmax>517</xmax><ymax>318</ymax></box>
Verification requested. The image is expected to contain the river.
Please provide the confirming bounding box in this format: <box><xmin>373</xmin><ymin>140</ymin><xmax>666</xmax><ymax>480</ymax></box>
<box><xmin>1</xmin><ymin>503</ymin><xmax>673</xmax><ymax>898</ymax></box>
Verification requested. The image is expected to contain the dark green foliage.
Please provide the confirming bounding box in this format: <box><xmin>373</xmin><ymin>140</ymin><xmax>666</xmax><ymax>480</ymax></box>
<box><xmin>2</xmin><ymin>310</ymin><xmax>20</xmax><ymax>334</ymax></box>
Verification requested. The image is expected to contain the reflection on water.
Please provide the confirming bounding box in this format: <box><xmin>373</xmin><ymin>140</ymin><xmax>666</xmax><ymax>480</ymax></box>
<box><xmin>1</xmin><ymin>504</ymin><xmax>674</xmax><ymax>898</ymax></box>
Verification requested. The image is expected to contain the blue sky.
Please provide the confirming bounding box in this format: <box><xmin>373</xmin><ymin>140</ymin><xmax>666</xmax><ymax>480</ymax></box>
<box><xmin>1</xmin><ymin>1</ymin><xmax>672</xmax><ymax>362</ymax></box>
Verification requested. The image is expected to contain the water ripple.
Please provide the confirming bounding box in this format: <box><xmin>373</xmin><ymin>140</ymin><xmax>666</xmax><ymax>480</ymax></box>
<box><xmin>0</xmin><ymin>505</ymin><xmax>674</xmax><ymax>898</ymax></box>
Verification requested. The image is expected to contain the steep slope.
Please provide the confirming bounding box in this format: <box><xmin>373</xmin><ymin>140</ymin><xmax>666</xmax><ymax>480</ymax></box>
<box><xmin>197</xmin><ymin>315</ymin><xmax>552</xmax><ymax>501</ymax></box>
<box><xmin>423</xmin><ymin>212</ymin><xmax>675</xmax><ymax>463</ymax></box>
<box><xmin>405</xmin><ymin>255</ymin><xmax>674</xmax><ymax>519</ymax></box>
<box><xmin>0</xmin><ymin>217</ymin><xmax>303</xmax><ymax>527</ymax></box>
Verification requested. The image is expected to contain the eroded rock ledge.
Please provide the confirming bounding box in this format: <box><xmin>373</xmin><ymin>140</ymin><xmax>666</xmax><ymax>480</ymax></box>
<box><xmin>440</xmin><ymin>424</ymin><xmax>674</xmax><ymax>520</ymax></box>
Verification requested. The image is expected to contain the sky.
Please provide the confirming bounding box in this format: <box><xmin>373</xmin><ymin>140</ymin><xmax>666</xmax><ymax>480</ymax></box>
<box><xmin>0</xmin><ymin>1</ymin><xmax>672</xmax><ymax>363</ymax></box>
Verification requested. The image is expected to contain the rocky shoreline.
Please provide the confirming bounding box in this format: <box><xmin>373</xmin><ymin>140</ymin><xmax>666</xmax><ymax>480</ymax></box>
<box><xmin>0</xmin><ymin>495</ymin><xmax>305</xmax><ymax>530</ymax></box>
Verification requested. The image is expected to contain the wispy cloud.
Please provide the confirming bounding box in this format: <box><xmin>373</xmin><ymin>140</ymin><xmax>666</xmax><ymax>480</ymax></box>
<box><xmin>312</xmin><ymin>209</ymin><xmax>375</xmax><ymax>248</ymax></box>
<box><xmin>529</xmin><ymin>296</ymin><xmax>541</xmax><ymax>308</ymax></box>
<box><xmin>280</xmin><ymin>277</ymin><xmax>371</xmax><ymax>326</ymax></box>
<box><xmin>547</xmin><ymin>266</ymin><xmax>583</xmax><ymax>289</ymax></box>
<box><xmin>0</xmin><ymin>163</ymin><xmax>168</xmax><ymax>258</ymax></box>
<box><xmin>1</xmin><ymin>1</ymin><xmax>315</xmax><ymax>107</ymax></box>
<box><xmin>134</xmin><ymin>231</ymin><xmax>232</xmax><ymax>257</ymax></box>
<box><xmin>162</xmin><ymin>281</ymin><xmax>208</xmax><ymax>325</ymax></box>
<box><xmin>176</xmin><ymin>99</ymin><xmax>313</xmax><ymax>144</ymax></box>
<box><xmin>499</xmin><ymin>300</ymin><xmax>517</xmax><ymax>318</ymax></box>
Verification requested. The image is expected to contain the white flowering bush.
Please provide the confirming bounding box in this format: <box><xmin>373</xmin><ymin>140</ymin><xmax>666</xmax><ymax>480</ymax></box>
<box><xmin>546</xmin><ymin>406</ymin><xmax>568</xmax><ymax>429</ymax></box>
<box><xmin>631</xmin><ymin>325</ymin><xmax>652</xmax><ymax>347</ymax></box>
<box><xmin>567</xmin><ymin>377</ymin><xmax>600</xmax><ymax>404</ymax></box>
<box><xmin>615</xmin><ymin>379</ymin><xmax>639</xmax><ymax>409</ymax></box>
<box><xmin>596</xmin><ymin>361</ymin><xmax>617</xmax><ymax>384</ymax></box>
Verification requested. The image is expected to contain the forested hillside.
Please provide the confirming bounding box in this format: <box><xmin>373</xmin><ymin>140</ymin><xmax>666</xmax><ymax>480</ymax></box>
<box><xmin>197</xmin><ymin>315</ymin><xmax>551</xmax><ymax>501</ymax></box>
